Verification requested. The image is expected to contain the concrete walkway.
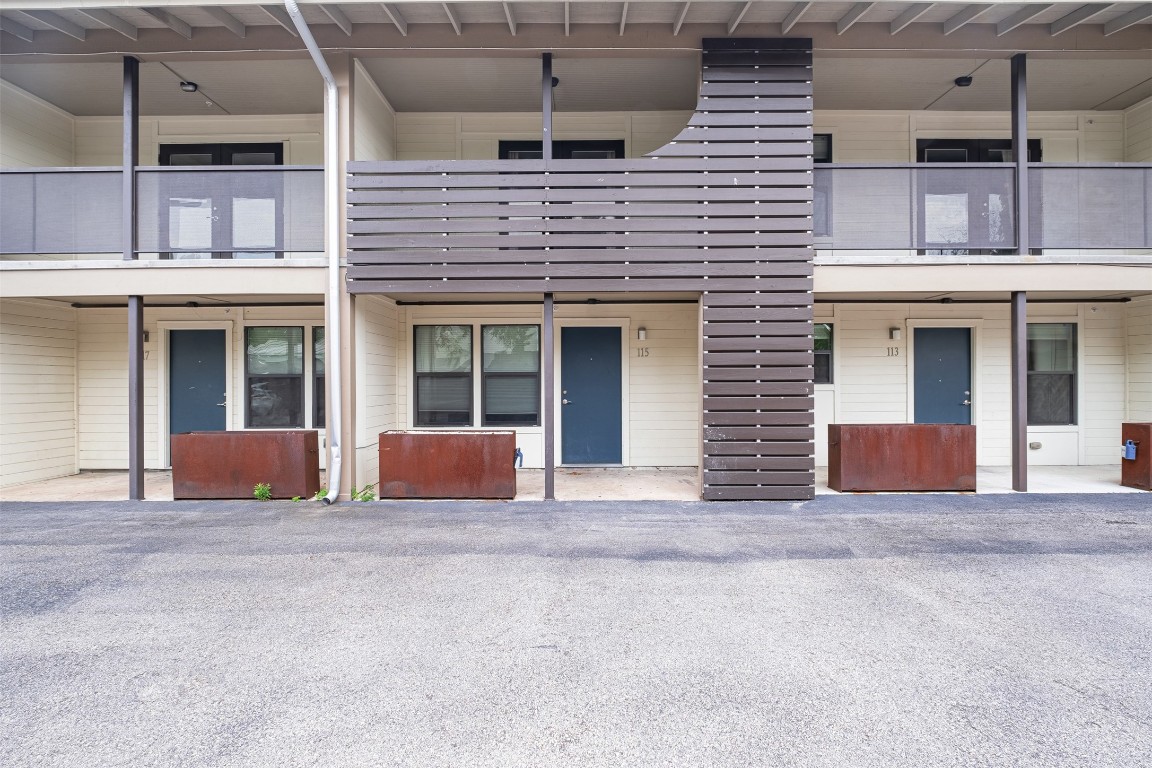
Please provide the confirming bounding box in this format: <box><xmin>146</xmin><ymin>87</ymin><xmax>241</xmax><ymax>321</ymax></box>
<box><xmin>0</xmin><ymin>464</ymin><xmax>1142</xmax><ymax>502</ymax></box>
<box><xmin>2</xmin><ymin>496</ymin><xmax>1150</xmax><ymax>767</ymax></box>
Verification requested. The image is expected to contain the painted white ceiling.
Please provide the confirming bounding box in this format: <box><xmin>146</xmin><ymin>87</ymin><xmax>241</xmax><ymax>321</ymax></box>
<box><xmin>1</xmin><ymin>53</ymin><xmax>1149</xmax><ymax>115</ymax></box>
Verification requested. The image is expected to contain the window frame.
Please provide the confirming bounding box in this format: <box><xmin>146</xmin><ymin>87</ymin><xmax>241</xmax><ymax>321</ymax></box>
<box><xmin>413</xmin><ymin>325</ymin><xmax>474</xmax><ymax>427</ymax></box>
<box><xmin>480</xmin><ymin>324</ymin><xmax>541</xmax><ymax>427</ymax></box>
<box><xmin>244</xmin><ymin>325</ymin><xmax>305</xmax><ymax>429</ymax></box>
<box><xmin>313</xmin><ymin>326</ymin><xmax>325</xmax><ymax>430</ymax></box>
<box><xmin>814</xmin><ymin>323</ymin><xmax>833</xmax><ymax>385</ymax></box>
<box><xmin>1026</xmin><ymin>322</ymin><xmax>1078</xmax><ymax>426</ymax></box>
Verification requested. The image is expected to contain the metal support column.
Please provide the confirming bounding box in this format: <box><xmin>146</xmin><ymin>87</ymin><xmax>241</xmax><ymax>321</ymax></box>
<box><xmin>1011</xmin><ymin>291</ymin><xmax>1028</xmax><ymax>492</ymax></box>
<box><xmin>542</xmin><ymin>52</ymin><xmax>553</xmax><ymax>161</ymax></box>
<box><xmin>1010</xmin><ymin>53</ymin><xmax>1028</xmax><ymax>493</ymax></box>
<box><xmin>124</xmin><ymin>56</ymin><xmax>144</xmax><ymax>500</ymax></box>
<box><xmin>543</xmin><ymin>293</ymin><xmax>555</xmax><ymax>500</ymax></box>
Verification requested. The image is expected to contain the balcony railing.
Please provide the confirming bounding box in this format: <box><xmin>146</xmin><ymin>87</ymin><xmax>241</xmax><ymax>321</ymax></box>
<box><xmin>1</xmin><ymin>166</ymin><xmax>323</xmax><ymax>261</ymax></box>
<box><xmin>814</xmin><ymin>162</ymin><xmax>1152</xmax><ymax>258</ymax></box>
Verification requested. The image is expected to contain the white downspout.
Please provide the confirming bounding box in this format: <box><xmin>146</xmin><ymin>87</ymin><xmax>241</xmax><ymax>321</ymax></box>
<box><xmin>286</xmin><ymin>0</ymin><xmax>342</xmax><ymax>504</ymax></box>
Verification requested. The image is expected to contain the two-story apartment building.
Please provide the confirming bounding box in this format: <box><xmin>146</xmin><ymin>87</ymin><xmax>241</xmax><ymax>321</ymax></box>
<box><xmin>2</xmin><ymin>1</ymin><xmax>1149</xmax><ymax>501</ymax></box>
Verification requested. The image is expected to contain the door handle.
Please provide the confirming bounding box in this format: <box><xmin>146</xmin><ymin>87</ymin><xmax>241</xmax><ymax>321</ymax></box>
<box><xmin>217</xmin><ymin>398</ymin><xmax>227</xmax><ymax>407</ymax></box>
<box><xmin>562</xmin><ymin>399</ymin><xmax>573</xmax><ymax>405</ymax></box>
<box><xmin>961</xmin><ymin>400</ymin><xmax>971</xmax><ymax>406</ymax></box>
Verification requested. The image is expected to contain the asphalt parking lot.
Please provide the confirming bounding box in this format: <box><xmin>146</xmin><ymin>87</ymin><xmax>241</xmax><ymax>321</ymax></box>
<box><xmin>2</xmin><ymin>494</ymin><xmax>1150</xmax><ymax>767</ymax></box>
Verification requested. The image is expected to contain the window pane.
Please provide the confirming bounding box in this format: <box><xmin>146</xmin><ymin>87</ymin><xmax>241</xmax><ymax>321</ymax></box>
<box><xmin>483</xmin><ymin>326</ymin><xmax>539</xmax><ymax>372</ymax></box>
<box><xmin>247</xmin><ymin>327</ymin><xmax>303</xmax><ymax>374</ymax></box>
<box><xmin>485</xmin><ymin>375</ymin><xmax>539</xmax><ymax>425</ymax></box>
<box><xmin>313</xmin><ymin>327</ymin><xmax>325</xmax><ymax>374</ymax></box>
<box><xmin>814</xmin><ymin>323</ymin><xmax>832</xmax><ymax>351</ymax></box>
<box><xmin>814</xmin><ymin>352</ymin><xmax>831</xmax><ymax>385</ymax></box>
<box><xmin>313</xmin><ymin>327</ymin><xmax>325</xmax><ymax>428</ymax></box>
<box><xmin>416</xmin><ymin>376</ymin><xmax>471</xmax><ymax>425</ymax></box>
<box><xmin>415</xmin><ymin>326</ymin><xmax>471</xmax><ymax>373</ymax></box>
<box><xmin>248</xmin><ymin>376</ymin><xmax>302</xmax><ymax>427</ymax></box>
<box><xmin>1028</xmin><ymin>373</ymin><xmax>1074</xmax><ymax>425</ymax></box>
<box><xmin>1028</xmin><ymin>323</ymin><xmax>1075</xmax><ymax>372</ymax></box>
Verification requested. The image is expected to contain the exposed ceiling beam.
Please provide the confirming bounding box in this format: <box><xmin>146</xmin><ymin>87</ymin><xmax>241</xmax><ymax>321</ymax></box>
<box><xmin>728</xmin><ymin>1</ymin><xmax>753</xmax><ymax>34</ymax></box>
<box><xmin>381</xmin><ymin>4</ymin><xmax>408</xmax><ymax>36</ymax></box>
<box><xmin>442</xmin><ymin>3</ymin><xmax>461</xmax><ymax>35</ymax></box>
<box><xmin>19</xmin><ymin>9</ymin><xmax>85</xmax><ymax>40</ymax></box>
<box><xmin>673</xmin><ymin>1</ymin><xmax>691</xmax><ymax>35</ymax></box>
<box><xmin>836</xmin><ymin>2</ymin><xmax>873</xmax><ymax>35</ymax></box>
<box><xmin>996</xmin><ymin>3</ymin><xmax>1053</xmax><ymax>36</ymax></box>
<box><xmin>76</xmin><ymin>9</ymin><xmax>137</xmax><ymax>40</ymax></box>
<box><xmin>942</xmin><ymin>4</ymin><xmax>992</xmax><ymax>35</ymax></box>
<box><xmin>319</xmin><ymin>4</ymin><xmax>352</xmax><ymax>36</ymax></box>
<box><xmin>781</xmin><ymin>2</ymin><xmax>810</xmax><ymax>34</ymax></box>
<box><xmin>564</xmin><ymin>1</ymin><xmax>570</xmax><ymax>35</ymax></box>
<box><xmin>502</xmin><ymin>1</ymin><xmax>516</xmax><ymax>35</ymax></box>
<box><xmin>1050</xmin><ymin>4</ymin><xmax>1112</xmax><ymax>35</ymax></box>
<box><xmin>140</xmin><ymin>8</ymin><xmax>192</xmax><ymax>39</ymax></box>
<box><xmin>890</xmin><ymin>3</ymin><xmax>933</xmax><ymax>34</ymax></box>
<box><xmin>260</xmin><ymin>5</ymin><xmax>299</xmax><ymax>36</ymax></box>
<box><xmin>0</xmin><ymin>15</ymin><xmax>35</xmax><ymax>42</ymax></box>
<box><xmin>1104</xmin><ymin>3</ymin><xmax>1152</xmax><ymax>35</ymax></box>
<box><xmin>203</xmin><ymin>7</ymin><xmax>246</xmax><ymax>38</ymax></box>
<box><xmin>619</xmin><ymin>1</ymin><xmax>628</xmax><ymax>35</ymax></box>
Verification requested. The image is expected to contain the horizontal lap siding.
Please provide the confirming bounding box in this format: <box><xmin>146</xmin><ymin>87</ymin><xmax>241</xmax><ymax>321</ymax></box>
<box><xmin>0</xmin><ymin>300</ymin><xmax>77</xmax><ymax>487</ymax></box>
<box><xmin>347</xmin><ymin>38</ymin><xmax>814</xmax><ymax>500</ymax></box>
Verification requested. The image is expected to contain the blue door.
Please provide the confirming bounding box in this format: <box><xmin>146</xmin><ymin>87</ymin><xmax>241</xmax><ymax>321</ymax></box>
<box><xmin>170</xmin><ymin>330</ymin><xmax>227</xmax><ymax>434</ymax></box>
<box><xmin>561</xmin><ymin>327</ymin><xmax>622</xmax><ymax>464</ymax></box>
<box><xmin>914</xmin><ymin>327</ymin><xmax>972</xmax><ymax>424</ymax></box>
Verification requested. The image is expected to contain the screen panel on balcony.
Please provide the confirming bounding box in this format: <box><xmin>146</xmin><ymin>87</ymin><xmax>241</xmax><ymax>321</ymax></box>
<box><xmin>0</xmin><ymin>170</ymin><xmax>121</xmax><ymax>256</ymax></box>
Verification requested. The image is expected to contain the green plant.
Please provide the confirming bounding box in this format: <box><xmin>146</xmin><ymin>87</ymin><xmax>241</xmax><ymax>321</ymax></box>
<box><xmin>253</xmin><ymin>482</ymin><xmax>272</xmax><ymax>502</ymax></box>
<box><xmin>351</xmin><ymin>483</ymin><xmax>377</xmax><ymax>502</ymax></box>
<box><xmin>291</xmin><ymin>496</ymin><xmax>302</xmax><ymax>502</ymax></box>
<box><xmin>313</xmin><ymin>487</ymin><xmax>328</xmax><ymax>501</ymax></box>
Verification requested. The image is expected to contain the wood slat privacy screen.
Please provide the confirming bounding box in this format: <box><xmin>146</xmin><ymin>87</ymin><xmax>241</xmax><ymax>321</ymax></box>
<box><xmin>347</xmin><ymin>38</ymin><xmax>815</xmax><ymax>500</ymax></box>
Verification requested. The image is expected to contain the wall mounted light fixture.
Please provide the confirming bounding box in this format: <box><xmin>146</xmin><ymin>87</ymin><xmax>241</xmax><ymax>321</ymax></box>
<box><xmin>637</xmin><ymin>327</ymin><xmax>647</xmax><ymax>341</ymax></box>
<box><xmin>889</xmin><ymin>327</ymin><xmax>902</xmax><ymax>341</ymax></box>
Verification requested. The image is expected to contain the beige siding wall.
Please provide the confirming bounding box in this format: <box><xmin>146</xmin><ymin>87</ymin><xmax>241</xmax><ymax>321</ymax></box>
<box><xmin>386</xmin><ymin>302</ymin><xmax>700</xmax><ymax>468</ymax></box>
<box><xmin>815</xmin><ymin>110</ymin><xmax>1124</xmax><ymax>161</ymax></box>
<box><xmin>395</xmin><ymin>111</ymin><xmax>690</xmax><ymax>160</ymax></box>
<box><xmin>75</xmin><ymin>306</ymin><xmax>325</xmax><ymax>470</ymax></box>
<box><xmin>1127</xmin><ymin>297</ymin><xmax>1152</xmax><ymax>421</ymax></box>
<box><xmin>815</xmin><ymin>302</ymin><xmax>1132</xmax><ymax>467</ymax></box>
<box><xmin>73</xmin><ymin>115</ymin><xmax>323</xmax><ymax>166</ymax></box>
<box><xmin>1125</xmin><ymin>97</ymin><xmax>1152</xmax><ymax>162</ymax></box>
<box><xmin>0</xmin><ymin>299</ymin><xmax>78</xmax><ymax>487</ymax></box>
<box><xmin>352</xmin><ymin>61</ymin><xmax>396</xmax><ymax>162</ymax></box>
<box><xmin>354</xmin><ymin>295</ymin><xmax>401</xmax><ymax>487</ymax></box>
<box><xmin>0</xmin><ymin>80</ymin><xmax>74</xmax><ymax>167</ymax></box>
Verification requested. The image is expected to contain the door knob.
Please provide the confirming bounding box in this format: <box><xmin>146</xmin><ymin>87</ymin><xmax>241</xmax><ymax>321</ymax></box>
<box><xmin>961</xmin><ymin>400</ymin><xmax>971</xmax><ymax>405</ymax></box>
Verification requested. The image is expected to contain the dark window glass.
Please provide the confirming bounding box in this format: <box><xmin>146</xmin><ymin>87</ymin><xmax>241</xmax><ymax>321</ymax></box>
<box><xmin>313</xmin><ymin>327</ymin><xmax>325</xmax><ymax>429</ymax></box>
<box><xmin>246</xmin><ymin>327</ymin><xmax>304</xmax><ymax>428</ymax></box>
<box><xmin>813</xmin><ymin>134</ymin><xmax>832</xmax><ymax>163</ymax></box>
<box><xmin>814</xmin><ymin>323</ymin><xmax>833</xmax><ymax>384</ymax></box>
<box><xmin>482</xmin><ymin>325</ymin><xmax>540</xmax><ymax>426</ymax></box>
<box><xmin>1027</xmin><ymin>323</ymin><xmax>1076</xmax><ymax>425</ymax></box>
<box><xmin>499</xmin><ymin>140</ymin><xmax>626</xmax><ymax>160</ymax></box>
<box><xmin>414</xmin><ymin>326</ymin><xmax>472</xmax><ymax>426</ymax></box>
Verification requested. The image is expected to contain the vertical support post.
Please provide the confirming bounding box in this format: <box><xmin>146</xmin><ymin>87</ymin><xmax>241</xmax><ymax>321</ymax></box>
<box><xmin>542</xmin><ymin>52</ymin><xmax>553</xmax><ymax>161</ymax></box>
<box><xmin>1011</xmin><ymin>291</ymin><xmax>1028</xmax><ymax>492</ymax></box>
<box><xmin>1011</xmin><ymin>53</ymin><xmax>1028</xmax><ymax>256</ymax></box>
<box><xmin>543</xmin><ymin>293</ymin><xmax>555</xmax><ymax>500</ymax></box>
<box><xmin>124</xmin><ymin>56</ymin><xmax>144</xmax><ymax>500</ymax></box>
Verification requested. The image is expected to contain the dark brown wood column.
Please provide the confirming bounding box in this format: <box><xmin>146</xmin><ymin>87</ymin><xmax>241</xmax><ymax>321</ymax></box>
<box><xmin>1011</xmin><ymin>53</ymin><xmax>1028</xmax><ymax>493</ymax></box>
<box><xmin>124</xmin><ymin>56</ymin><xmax>144</xmax><ymax>500</ymax></box>
<box><xmin>543</xmin><ymin>293</ymin><xmax>555</xmax><ymax>499</ymax></box>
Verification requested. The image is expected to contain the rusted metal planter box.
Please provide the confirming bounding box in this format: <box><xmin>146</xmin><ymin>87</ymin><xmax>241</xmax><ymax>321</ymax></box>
<box><xmin>828</xmin><ymin>424</ymin><xmax>977</xmax><ymax>492</ymax></box>
<box><xmin>379</xmin><ymin>430</ymin><xmax>516</xmax><ymax>499</ymax></box>
<box><xmin>1121</xmin><ymin>422</ymin><xmax>1152</xmax><ymax>491</ymax></box>
<box><xmin>171</xmin><ymin>430</ymin><xmax>320</xmax><ymax>499</ymax></box>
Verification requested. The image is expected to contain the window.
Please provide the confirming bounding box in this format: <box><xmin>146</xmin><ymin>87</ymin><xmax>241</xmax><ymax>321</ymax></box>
<box><xmin>414</xmin><ymin>325</ymin><xmax>473</xmax><ymax>426</ymax></box>
<box><xmin>499</xmin><ymin>140</ymin><xmax>626</xmax><ymax>160</ymax></box>
<box><xmin>313</xmin><ymin>327</ymin><xmax>325</xmax><ymax>429</ymax></box>
<box><xmin>246</xmin><ymin>327</ymin><xmax>304</xmax><ymax>428</ymax></box>
<box><xmin>482</xmin><ymin>325</ymin><xmax>540</xmax><ymax>425</ymax></box>
<box><xmin>814</xmin><ymin>324</ymin><xmax>833</xmax><ymax>384</ymax></box>
<box><xmin>813</xmin><ymin>133</ymin><xmax>832</xmax><ymax>163</ymax></box>
<box><xmin>1028</xmin><ymin>323</ymin><xmax>1076</xmax><ymax>425</ymax></box>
